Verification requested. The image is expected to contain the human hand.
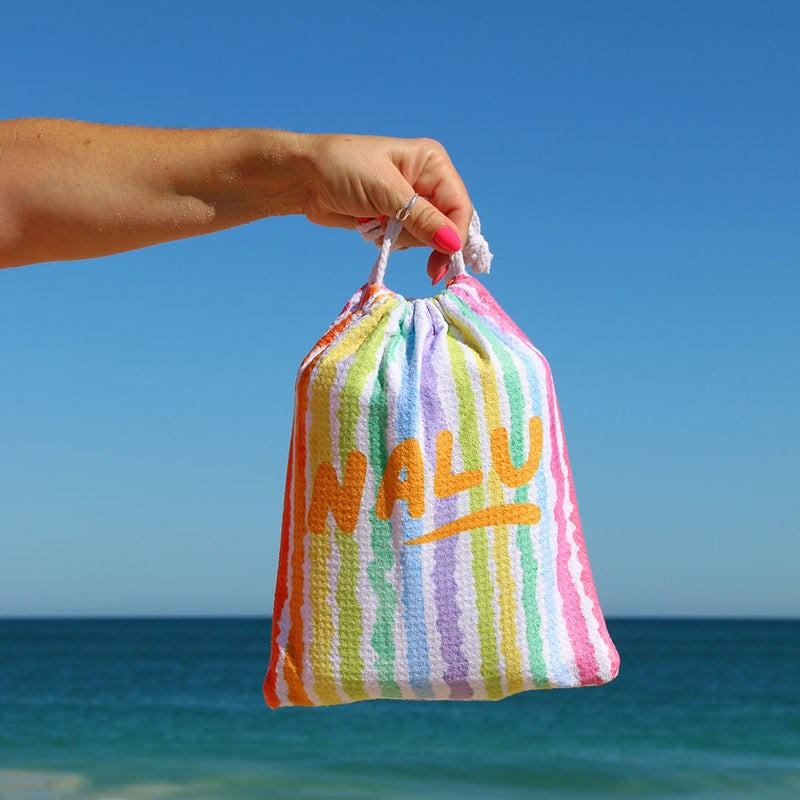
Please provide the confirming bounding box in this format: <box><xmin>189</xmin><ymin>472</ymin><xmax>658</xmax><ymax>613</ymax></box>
<box><xmin>299</xmin><ymin>134</ymin><xmax>472</xmax><ymax>284</ymax></box>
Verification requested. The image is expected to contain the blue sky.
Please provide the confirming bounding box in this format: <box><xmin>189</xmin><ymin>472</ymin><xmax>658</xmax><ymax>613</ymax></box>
<box><xmin>1</xmin><ymin>0</ymin><xmax>797</xmax><ymax>617</ymax></box>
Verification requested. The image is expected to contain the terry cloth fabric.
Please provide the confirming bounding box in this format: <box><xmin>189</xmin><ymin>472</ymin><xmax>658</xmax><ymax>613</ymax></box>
<box><xmin>264</xmin><ymin>214</ymin><xmax>619</xmax><ymax>708</ymax></box>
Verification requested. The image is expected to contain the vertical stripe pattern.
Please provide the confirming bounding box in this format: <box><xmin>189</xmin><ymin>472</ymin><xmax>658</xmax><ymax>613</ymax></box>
<box><xmin>264</xmin><ymin>275</ymin><xmax>619</xmax><ymax>707</ymax></box>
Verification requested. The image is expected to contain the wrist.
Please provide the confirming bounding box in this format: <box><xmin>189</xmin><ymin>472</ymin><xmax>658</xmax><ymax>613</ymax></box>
<box><xmin>250</xmin><ymin>129</ymin><xmax>317</xmax><ymax>218</ymax></box>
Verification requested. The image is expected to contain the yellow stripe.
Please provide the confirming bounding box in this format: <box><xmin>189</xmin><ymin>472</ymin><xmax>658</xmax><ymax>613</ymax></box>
<box><xmin>306</xmin><ymin>354</ymin><xmax>338</xmax><ymax>705</ymax></box>
<box><xmin>449</xmin><ymin>316</ymin><xmax>524</xmax><ymax>696</ymax></box>
<box><xmin>445</xmin><ymin>334</ymin><xmax>501</xmax><ymax>698</ymax></box>
<box><xmin>306</xmin><ymin>296</ymin><xmax>394</xmax><ymax>704</ymax></box>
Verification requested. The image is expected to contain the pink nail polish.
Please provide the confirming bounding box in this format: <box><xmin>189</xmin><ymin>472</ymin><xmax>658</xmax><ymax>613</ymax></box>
<box><xmin>431</xmin><ymin>266</ymin><xmax>448</xmax><ymax>285</ymax></box>
<box><xmin>433</xmin><ymin>226</ymin><xmax>462</xmax><ymax>253</ymax></box>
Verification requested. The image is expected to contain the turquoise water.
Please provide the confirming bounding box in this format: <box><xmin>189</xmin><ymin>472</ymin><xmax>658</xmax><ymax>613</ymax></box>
<box><xmin>1</xmin><ymin>619</ymin><xmax>798</xmax><ymax>799</ymax></box>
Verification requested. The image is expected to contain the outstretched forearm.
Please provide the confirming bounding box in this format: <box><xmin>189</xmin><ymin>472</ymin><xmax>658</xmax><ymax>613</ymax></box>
<box><xmin>0</xmin><ymin>119</ymin><xmax>471</xmax><ymax>280</ymax></box>
<box><xmin>0</xmin><ymin>119</ymin><xmax>313</xmax><ymax>268</ymax></box>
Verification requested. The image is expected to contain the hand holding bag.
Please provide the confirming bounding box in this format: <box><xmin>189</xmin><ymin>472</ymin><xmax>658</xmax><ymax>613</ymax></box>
<box><xmin>264</xmin><ymin>213</ymin><xmax>619</xmax><ymax>707</ymax></box>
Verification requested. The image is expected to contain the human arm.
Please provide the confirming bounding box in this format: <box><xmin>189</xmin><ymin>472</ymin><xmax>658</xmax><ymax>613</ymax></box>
<box><xmin>0</xmin><ymin>119</ymin><xmax>471</xmax><ymax>279</ymax></box>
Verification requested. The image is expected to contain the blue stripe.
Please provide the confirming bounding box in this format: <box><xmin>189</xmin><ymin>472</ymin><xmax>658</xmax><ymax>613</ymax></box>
<box><xmin>394</xmin><ymin>302</ymin><xmax>434</xmax><ymax>699</ymax></box>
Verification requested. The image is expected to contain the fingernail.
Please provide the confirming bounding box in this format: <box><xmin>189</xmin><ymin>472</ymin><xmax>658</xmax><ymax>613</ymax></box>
<box><xmin>379</xmin><ymin>215</ymin><xmax>388</xmax><ymax>223</ymax></box>
<box><xmin>432</xmin><ymin>266</ymin><xmax>448</xmax><ymax>285</ymax></box>
<box><xmin>355</xmin><ymin>217</ymin><xmax>373</xmax><ymax>223</ymax></box>
<box><xmin>433</xmin><ymin>226</ymin><xmax>462</xmax><ymax>253</ymax></box>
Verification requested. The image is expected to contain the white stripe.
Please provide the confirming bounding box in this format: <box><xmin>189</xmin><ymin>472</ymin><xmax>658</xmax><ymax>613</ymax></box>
<box><xmin>552</xmin><ymin>394</ymin><xmax>615</xmax><ymax>682</ymax></box>
<box><xmin>413</xmin><ymin>302</ymin><xmax>449</xmax><ymax>699</ymax></box>
<box><xmin>438</xmin><ymin>315</ymin><xmax>488</xmax><ymax>699</ymax></box>
<box><xmin>272</xmin><ymin>395</ymin><xmax>300</xmax><ymax>707</ymax></box>
<box><xmin>381</xmin><ymin>302</ymin><xmax>414</xmax><ymax>698</ymax></box>
<box><xmin>299</xmin><ymin>365</ymin><xmax>320</xmax><ymax>706</ymax></box>
<box><xmin>323</xmin><ymin>352</ymin><xmax>351</xmax><ymax>698</ymax></box>
<box><xmin>354</xmin><ymin>345</ymin><xmax>383</xmax><ymax>698</ymax></box>
<box><xmin>502</xmin><ymin>345</ymin><xmax>537</xmax><ymax>690</ymax></box>
<box><xmin>535</xmin><ymin>352</ymin><xmax>580</xmax><ymax>686</ymax></box>
<box><xmin>518</xmin><ymin>347</ymin><xmax>563</xmax><ymax>687</ymax></box>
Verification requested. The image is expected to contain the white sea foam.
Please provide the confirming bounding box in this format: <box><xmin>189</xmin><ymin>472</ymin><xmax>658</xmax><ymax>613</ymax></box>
<box><xmin>0</xmin><ymin>769</ymin><xmax>87</xmax><ymax>798</ymax></box>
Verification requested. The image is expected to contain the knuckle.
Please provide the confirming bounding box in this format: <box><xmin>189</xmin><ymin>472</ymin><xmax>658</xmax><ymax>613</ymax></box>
<box><xmin>416</xmin><ymin>137</ymin><xmax>446</xmax><ymax>157</ymax></box>
<box><xmin>421</xmin><ymin>136</ymin><xmax>441</xmax><ymax>148</ymax></box>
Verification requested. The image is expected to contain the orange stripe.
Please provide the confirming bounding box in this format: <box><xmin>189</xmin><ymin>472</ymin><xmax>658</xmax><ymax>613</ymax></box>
<box><xmin>284</xmin><ymin>366</ymin><xmax>313</xmax><ymax>706</ymax></box>
<box><xmin>404</xmin><ymin>504</ymin><xmax>541</xmax><ymax>546</ymax></box>
<box><xmin>281</xmin><ymin>287</ymin><xmax>387</xmax><ymax>706</ymax></box>
<box><xmin>264</xmin><ymin>435</ymin><xmax>296</xmax><ymax>707</ymax></box>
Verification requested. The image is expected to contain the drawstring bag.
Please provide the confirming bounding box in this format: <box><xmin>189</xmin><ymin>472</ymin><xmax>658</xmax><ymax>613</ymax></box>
<box><xmin>264</xmin><ymin>213</ymin><xmax>619</xmax><ymax>707</ymax></box>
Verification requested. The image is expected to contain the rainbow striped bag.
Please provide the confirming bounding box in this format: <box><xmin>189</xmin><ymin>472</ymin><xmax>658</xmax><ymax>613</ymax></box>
<box><xmin>264</xmin><ymin>214</ymin><xmax>619</xmax><ymax>707</ymax></box>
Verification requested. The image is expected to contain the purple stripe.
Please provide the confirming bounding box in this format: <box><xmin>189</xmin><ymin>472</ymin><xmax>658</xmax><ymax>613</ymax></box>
<box><xmin>420</xmin><ymin>304</ymin><xmax>473</xmax><ymax>700</ymax></box>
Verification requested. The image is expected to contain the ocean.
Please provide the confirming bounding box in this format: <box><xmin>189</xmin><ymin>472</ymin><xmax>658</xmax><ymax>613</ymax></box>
<box><xmin>1</xmin><ymin>618</ymin><xmax>798</xmax><ymax>799</ymax></box>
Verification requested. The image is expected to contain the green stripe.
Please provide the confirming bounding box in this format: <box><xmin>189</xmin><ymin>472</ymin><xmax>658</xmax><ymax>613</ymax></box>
<box><xmin>445</xmin><ymin>331</ymin><xmax>503</xmax><ymax>700</ymax></box>
<box><xmin>365</xmin><ymin>304</ymin><xmax>408</xmax><ymax>699</ymax></box>
<box><xmin>448</xmin><ymin>294</ymin><xmax>547</xmax><ymax>685</ymax></box>
<box><xmin>332</xmin><ymin>301</ymin><xmax>397</xmax><ymax>701</ymax></box>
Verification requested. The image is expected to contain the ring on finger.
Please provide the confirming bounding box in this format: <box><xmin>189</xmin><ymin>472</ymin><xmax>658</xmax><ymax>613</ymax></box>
<box><xmin>395</xmin><ymin>194</ymin><xmax>419</xmax><ymax>222</ymax></box>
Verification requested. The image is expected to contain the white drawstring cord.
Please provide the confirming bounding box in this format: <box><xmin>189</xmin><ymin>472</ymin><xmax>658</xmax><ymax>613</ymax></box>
<box><xmin>360</xmin><ymin>209</ymin><xmax>492</xmax><ymax>287</ymax></box>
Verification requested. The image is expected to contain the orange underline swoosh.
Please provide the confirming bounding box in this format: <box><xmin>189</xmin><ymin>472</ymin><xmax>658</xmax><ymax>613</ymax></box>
<box><xmin>404</xmin><ymin>503</ymin><xmax>541</xmax><ymax>546</ymax></box>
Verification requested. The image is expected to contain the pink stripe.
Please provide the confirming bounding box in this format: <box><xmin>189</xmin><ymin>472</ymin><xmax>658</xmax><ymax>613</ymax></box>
<box><xmin>543</xmin><ymin>362</ymin><xmax>599</xmax><ymax>684</ymax></box>
<box><xmin>450</xmin><ymin>276</ymin><xmax>532</xmax><ymax>344</ymax></box>
<box><xmin>553</xmin><ymin>392</ymin><xmax>620</xmax><ymax>680</ymax></box>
